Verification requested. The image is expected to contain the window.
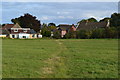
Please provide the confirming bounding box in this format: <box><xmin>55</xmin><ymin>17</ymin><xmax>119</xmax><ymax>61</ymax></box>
<box><xmin>14</xmin><ymin>29</ymin><xmax>18</xmax><ymax>32</ymax></box>
<box><xmin>23</xmin><ymin>29</ymin><xmax>27</xmax><ymax>32</ymax></box>
<box><xmin>23</xmin><ymin>36</ymin><xmax>26</xmax><ymax>38</ymax></box>
<box><xmin>12</xmin><ymin>35</ymin><xmax>15</xmax><ymax>38</ymax></box>
<box><xmin>32</xmin><ymin>34</ymin><xmax>34</xmax><ymax>37</ymax></box>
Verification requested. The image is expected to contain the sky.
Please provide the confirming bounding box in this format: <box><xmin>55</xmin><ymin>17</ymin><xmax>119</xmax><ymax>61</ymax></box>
<box><xmin>1</xmin><ymin>2</ymin><xmax>118</xmax><ymax>25</ymax></box>
<box><xmin>2</xmin><ymin>0</ymin><xmax>120</xmax><ymax>2</ymax></box>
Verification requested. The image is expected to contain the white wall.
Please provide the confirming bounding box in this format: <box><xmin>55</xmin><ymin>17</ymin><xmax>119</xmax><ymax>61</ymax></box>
<box><xmin>18</xmin><ymin>34</ymin><xmax>30</xmax><ymax>39</ymax></box>
<box><xmin>10</xmin><ymin>34</ymin><xmax>18</xmax><ymax>38</ymax></box>
<box><xmin>38</xmin><ymin>34</ymin><xmax>42</xmax><ymax>38</ymax></box>
<box><xmin>0</xmin><ymin>35</ymin><xmax>6</xmax><ymax>38</ymax></box>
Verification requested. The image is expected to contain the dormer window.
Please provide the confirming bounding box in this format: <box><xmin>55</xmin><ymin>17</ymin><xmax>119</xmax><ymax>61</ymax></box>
<box><xmin>14</xmin><ymin>29</ymin><xmax>18</xmax><ymax>32</ymax></box>
<box><xmin>23</xmin><ymin>29</ymin><xmax>27</xmax><ymax>32</ymax></box>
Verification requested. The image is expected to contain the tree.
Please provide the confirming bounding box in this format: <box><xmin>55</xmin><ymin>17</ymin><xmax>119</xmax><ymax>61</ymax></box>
<box><xmin>11</xmin><ymin>13</ymin><xmax>41</xmax><ymax>32</ymax></box>
<box><xmin>91</xmin><ymin>28</ymin><xmax>105</xmax><ymax>38</ymax></box>
<box><xmin>117</xmin><ymin>26</ymin><xmax>120</xmax><ymax>38</ymax></box>
<box><xmin>88</xmin><ymin>17</ymin><xmax>98</xmax><ymax>22</ymax></box>
<box><xmin>110</xmin><ymin>13</ymin><xmax>120</xmax><ymax>28</ymax></box>
<box><xmin>76</xmin><ymin>30</ymin><xmax>88</xmax><ymax>39</ymax></box>
<box><xmin>47</xmin><ymin>23</ymin><xmax>56</xmax><ymax>31</ymax></box>
<box><xmin>105</xmin><ymin>27</ymin><xmax>118</xmax><ymax>38</ymax></box>
<box><xmin>77</xmin><ymin>18</ymin><xmax>97</xmax><ymax>25</ymax></box>
<box><xmin>41</xmin><ymin>23</ymin><xmax>51</xmax><ymax>37</ymax></box>
<box><xmin>99</xmin><ymin>17</ymin><xmax>111</xmax><ymax>22</ymax></box>
<box><xmin>53</xmin><ymin>30</ymin><xmax>61</xmax><ymax>39</ymax></box>
<box><xmin>77</xmin><ymin>19</ymin><xmax>86</xmax><ymax>24</ymax></box>
<box><xmin>2</xmin><ymin>24</ymin><xmax>5</xmax><ymax>27</ymax></box>
<box><xmin>64</xmin><ymin>30</ymin><xmax>76</xmax><ymax>39</ymax></box>
<box><xmin>48</xmin><ymin>23</ymin><xmax>56</xmax><ymax>27</ymax></box>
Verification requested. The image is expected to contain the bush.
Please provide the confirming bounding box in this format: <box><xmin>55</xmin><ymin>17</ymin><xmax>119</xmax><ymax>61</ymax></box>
<box><xmin>91</xmin><ymin>28</ymin><xmax>105</xmax><ymax>38</ymax></box>
<box><xmin>64</xmin><ymin>31</ymin><xmax>76</xmax><ymax>39</ymax></box>
<box><xmin>76</xmin><ymin>30</ymin><xmax>88</xmax><ymax>39</ymax></box>
<box><xmin>53</xmin><ymin>31</ymin><xmax>61</xmax><ymax>39</ymax></box>
<box><xmin>105</xmin><ymin>27</ymin><xmax>118</xmax><ymax>38</ymax></box>
<box><xmin>41</xmin><ymin>30</ymin><xmax>51</xmax><ymax>37</ymax></box>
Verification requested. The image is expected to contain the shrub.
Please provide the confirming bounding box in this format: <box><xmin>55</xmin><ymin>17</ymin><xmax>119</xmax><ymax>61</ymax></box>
<box><xmin>76</xmin><ymin>30</ymin><xmax>88</xmax><ymax>39</ymax></box>
<box><xmin>53</xmin><ymin>31</ymin><xmax>61</xmax><ymax>39</ymax></box>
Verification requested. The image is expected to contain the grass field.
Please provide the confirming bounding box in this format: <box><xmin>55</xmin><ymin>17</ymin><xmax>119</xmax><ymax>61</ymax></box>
<box><xmin>2</xmin><ymin>39</ymin><xmax>118</xmax><ymax>78</ymax></box>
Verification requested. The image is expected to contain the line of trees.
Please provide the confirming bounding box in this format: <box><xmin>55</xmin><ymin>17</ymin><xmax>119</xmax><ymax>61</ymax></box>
<box><xmin>54</xmin><ymin>13</ymin><xmax>120</xmax><ymax>39</ymax></box>
<box><xmin>4</xmin><ymin>13</ymin><xmax>119</xmax><ymax>39</ymax></box>
<box><xmin>63</xmin><ymin>27</ymin><xmax>118</xmax><ymax>39</ymax></box>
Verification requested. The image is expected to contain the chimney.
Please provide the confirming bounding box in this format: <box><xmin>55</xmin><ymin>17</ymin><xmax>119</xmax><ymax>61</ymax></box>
<box><xmin>85</xmin><ymin>20</ymin><xmax>88</xmax><ymax>25</ymax></box>
<box><xmin>106</xmin><ymin>19</ymin><xmax>110</xmax><ymax>27</ymax></box>
<box><xmin>76</xmin><ymin>23</ymin><xmax>80</xmax><ymax>29</ymax></box>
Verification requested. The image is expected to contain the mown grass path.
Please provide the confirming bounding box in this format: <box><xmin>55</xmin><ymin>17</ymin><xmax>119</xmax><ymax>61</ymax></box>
<box><xmin>41</xmin><ymin>40</ymin><xmax>68</xmax><ymax>78</ymax></box>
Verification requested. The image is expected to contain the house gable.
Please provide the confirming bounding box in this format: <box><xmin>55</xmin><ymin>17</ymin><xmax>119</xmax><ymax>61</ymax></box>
<box><xmin>12</xmin><ymin>23</ymin><xmax>21</xmax><ymax>28</ymax></box>
<box><xmin>70</xmin><ymin>24</ymin><xmax>76</xmax><ymax>31</ymax></box>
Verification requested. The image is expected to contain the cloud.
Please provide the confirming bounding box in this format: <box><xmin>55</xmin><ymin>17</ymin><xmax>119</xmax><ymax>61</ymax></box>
<box><xmin>41</xmin><ymin>16</ymin><xmax>49</xmax><ymax>20</ymax></box>
<box><xmin>81</xmin><ymin>10</ymin><xmax>116</xmax><ymax>21</ymax></box>
<box><xmin>58</xmin><ymin>16</ymin><xmax>65</xmax><ymax>19</ymax></box>
<box><xmin>2</xmin><ymin>2</ymin><xmax>118</xmax><ymax>24</ymax></box>
<box><xmin>57</xmin><ymin>11</ymin><xmax>70</xmax><ymax>15</ymax></box>
<box><xmin>67</xmin><ymin>16</ymin><xmax>73</xmax><ymax>19</ymax></box>
<box><xmin>57</xmin><ymin>16</ymin><xmax>73</xmax><ymax>19</ymax></box>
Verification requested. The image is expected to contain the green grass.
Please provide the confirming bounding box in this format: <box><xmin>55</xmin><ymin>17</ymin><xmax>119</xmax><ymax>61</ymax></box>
<box><xmin>2</xmin><ymin>39</ymin><xmax>118</xmax><ymax>78</ymax></box>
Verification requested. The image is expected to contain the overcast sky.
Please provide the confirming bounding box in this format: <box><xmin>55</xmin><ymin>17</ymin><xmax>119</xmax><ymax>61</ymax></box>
<box><xmin>2</xmin><ymin>2</ymin><xmax>118</xmax><ymax>25</ymax></box>
<box><xmin>2</xmin><ymin>0</ymin><xmax>119</xmax><ymax>2</ymax></box>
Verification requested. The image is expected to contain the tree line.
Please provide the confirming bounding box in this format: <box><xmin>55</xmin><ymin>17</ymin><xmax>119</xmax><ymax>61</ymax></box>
<box><xmin>41</xmin><ymin>13</ymin><xmax>120</xmax><ymax>39</ymax></box>
<box><xmin>2</xmin><ymin>13</ymin><xmax>120</xmax><ymax>39</ymax></box>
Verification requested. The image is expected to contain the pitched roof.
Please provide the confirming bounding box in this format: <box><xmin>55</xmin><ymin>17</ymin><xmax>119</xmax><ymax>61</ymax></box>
<box><xmin>77</xmin><ymin>21</ymin><xmax>107</xmax><ymax>31</ymax></box>
<box><xmin>30</xmin><ymin>29</ymin><xmax>36</xmax><ymax>34</ymax></box>
<box><xmin>2</xmin><ymin>23</ymin><xmax>21</xmax><ymax>29</ymax></box>
<box><xmin>0</xmin><ymin>29</ymin><xmax>10</xmax><ymax>34</ymax></box>
<box><xmin>12</xmin><ymin>23</ymin><xmax>21</xmax><ymax>28</ymax></box>
<box><xmin>57</xmin><ymin>24</ymin><xmax>71</xmax><ymax>30</ymax></box>
<box><xmin>2</xmin><ymin>24</ymin><xmax>14</xmax><ymax>29</ymax></box>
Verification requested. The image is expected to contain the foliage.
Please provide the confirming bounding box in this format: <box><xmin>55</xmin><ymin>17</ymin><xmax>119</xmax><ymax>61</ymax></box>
<box><xmin>99</xmin><ymin>17</ymin><xmax>111</xmax><ymax>22</ymax></box>
<box><xmin>47</xmin><ymin>23</ymin><xmax>56</xmax><ymax>32</ymax></box>
<box><xmin>11</xmin><ymin>13</ymin><xmax>41</xmax><ymax>32</ymax></box>
<box><xmin>87</xmin><ymin>17</ymin><xmax>98</xmax><ymax>22</ymax></box>
<box><xmin>110</xmin><ymin>13</ymin><xmax>120</xmax><ymax>28</ymax></box>
<box><xmin>91</xmin><ymin>28</ymin><xmax>106</xmax><ymax>38</ymax></box>
<box><xmin>48</xmin><ymin>23</ymin><xmax>56</xmax><ymax>27</ymax></box>
<box><xmin>105</xmin><ymin>27</ymin><xmax>118</xmax><ymax>38</ymax></box>
<box><xmin>2</xmin><ymin>24</ymin><xmax>5</xmax><ymax>27</ymax></box>
<box><xmin>76</xmin><ymin>27</ymin><xmax>118</xmax><ymax>39</ymax></box>
<box><xmin>64</xmin><ymin>30</ymin><xmax>76</xmax><ymax>39</ymax></box>
<box><xmin>76</xmin><ymin>30</ymin><xmax>88</xmax><ymax>39</ymax></box>
<box><xmin>117</xmin><ymin>26</ymin><xmax>120</xmax><ymax>38</ymax></box>
<box><xmin>77</xmin><ymin>19</ymin><xmax>86</xmax><ymax>24</ymax></box>
<box><xmin>77</xmin><ymin>17</ymin><xmax>97</xmax><ymax>25</ymax></box>
<box><xmin>48</xmin><ymin>26</ymin><xmax>56</xmax><ymax>31</ymax></box>
<box><xmin>53</xmin><ymin>30</ymin><xmax>61</xmax><ymax>39</ymax></box>
<box><xmin>41</xmin><ymin>23</ymin><xmax>51</xmax><ymax>37</ymax></box>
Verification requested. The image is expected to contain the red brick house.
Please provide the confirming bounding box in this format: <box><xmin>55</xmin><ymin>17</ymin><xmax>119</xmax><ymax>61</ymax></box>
<box><xmin>57</xmin><ymin>24</ymin><xmax>76</xmax><ymax>37</ymax></box>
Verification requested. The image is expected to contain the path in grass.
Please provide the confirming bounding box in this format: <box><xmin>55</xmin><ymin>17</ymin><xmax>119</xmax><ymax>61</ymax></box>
<box><xmin>2</xmin><ymin>39</ymin><xmax>118</xmax><ymax>78</ymax></box>
<box><xmin>41</xmin><ymin>40</ymin><xmax>68</xmax><ymax>78</ymax></box>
